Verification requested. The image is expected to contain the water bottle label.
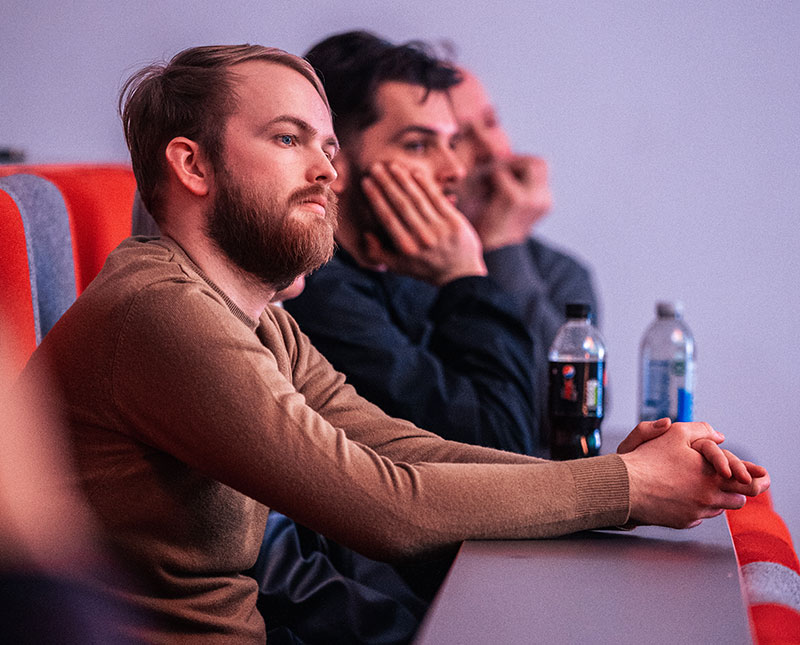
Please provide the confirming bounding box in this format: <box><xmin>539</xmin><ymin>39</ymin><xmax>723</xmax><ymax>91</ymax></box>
<box><xmin>642</xmin><ymin>359</ymin><xmax>671</xmax><ymax>419</ymax></box>
<box><xmin>641</xmin><ymin>359</ymin><xmax>692</xmax><ymax>421</ymax></box>
<box><xmin>677</xmin><ymin>388</ymin><xmax>693</xmax><ymax>422</ymax></box>
<box><xmin>548</xmin><ymin>361</ymin><xmax>604</xmax><ymax>418</ymax></box>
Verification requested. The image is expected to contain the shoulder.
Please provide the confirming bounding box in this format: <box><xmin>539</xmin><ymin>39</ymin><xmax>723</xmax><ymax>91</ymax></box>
<box><xmin>79</xmin><ymin>239</ymin><xmax>255</xmax><ymax>357</ymax></box>
<box><xmin>261</xmin><ymin>304</ymin><xmax>302</xmax><ymax>344</ymax></box>
<box><xmin>106</xmin><ymin>239</ymin><xmax>232</xmax><ymax>319</ymax></box>
<box><xmin>526</xmin><ymin>236</ymin><xmax>593</xmax><ymax>278</ymax></box>
<box><xmin>90</xmin><ymin>237</ymin><xmax>222</xmax><ymax>305</ymax></box>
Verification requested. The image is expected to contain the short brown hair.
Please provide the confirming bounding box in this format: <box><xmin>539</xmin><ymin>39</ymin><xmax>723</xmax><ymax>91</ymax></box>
<box><xmin>119</xmin><ymin>44</ymin><xmax>328</xmax><ymax>221</ymax></box>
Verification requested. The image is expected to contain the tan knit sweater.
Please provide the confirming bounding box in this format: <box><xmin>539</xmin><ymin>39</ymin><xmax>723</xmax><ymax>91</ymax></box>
<box><xmin>23</xmin><ymin>237</ymin><xmax>630</xmax><ymax>643</ymax></box>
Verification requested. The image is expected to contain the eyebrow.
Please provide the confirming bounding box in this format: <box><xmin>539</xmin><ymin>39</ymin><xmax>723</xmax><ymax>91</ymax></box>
<box><xmin>390</xmin><ymin>125</ymin><xmax>440</xmax><ymax>141</ymax></box>
<box><xmin>268</xmin><ymin>114</ymin><xmax>340</xmax><ymax>153</ymax></box>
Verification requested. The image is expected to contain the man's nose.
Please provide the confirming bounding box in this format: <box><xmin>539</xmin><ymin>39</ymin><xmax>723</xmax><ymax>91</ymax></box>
<box><xmin>437</xmin><ymin>146</ymin><xmax>468</xmax><ymax>184</ymax></box>
<box><xmin>308</xmin><ymin>149</ymin><xmax>338</xmax><ymax>186</ymax></box>
<box><xmin>471</xmin><ymin>128</ymin><xmax>496</xmax><ymax>165</ymax></box>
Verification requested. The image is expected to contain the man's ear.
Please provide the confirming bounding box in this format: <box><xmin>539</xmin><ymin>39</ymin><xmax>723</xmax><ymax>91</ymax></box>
<box><xmin>164</xmin><ymin>137</ymin><xmax>212</xmax><ymax>197</ymax></box>
<box><xmin>331</xmin><ymin>150</ymin><xmax>350</xmax><ymax>194</ymax></box>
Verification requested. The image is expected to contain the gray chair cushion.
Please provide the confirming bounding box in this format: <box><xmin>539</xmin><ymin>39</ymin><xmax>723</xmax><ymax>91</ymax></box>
<box><xmin>0</xmin><ymin>174</ymin><xmax>77</xmax><ymax>343</ymax></box>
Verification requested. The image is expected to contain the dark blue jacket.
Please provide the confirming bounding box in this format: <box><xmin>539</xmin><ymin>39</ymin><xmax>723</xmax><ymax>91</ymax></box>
<box><xmin>286</xmin><ymin>248</ymin><xmax>539</xmax><ymax>455</ymax></box>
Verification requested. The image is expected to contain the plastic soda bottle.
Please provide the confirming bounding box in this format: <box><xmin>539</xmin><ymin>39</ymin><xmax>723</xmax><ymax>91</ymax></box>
<box><xmin>547</xmin><ymin>303</ymin><xmax>606</xmax><ymax>460</ymax></box>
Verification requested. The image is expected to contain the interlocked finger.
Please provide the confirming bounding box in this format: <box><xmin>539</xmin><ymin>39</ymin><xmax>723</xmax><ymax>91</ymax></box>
<box><xmin>692</xmin><ymin>438</ymin><xmax>732</xmax><ymax>479</ymax></box>
<box><xmin>709</xmin><ymin>491</ymin><xmax>747</xmax><ymax>511</ymax></box>
<box><xmin>722</xmin><ymin>449</ymin><xmax>753</xmax><ymax>485</ymax></box>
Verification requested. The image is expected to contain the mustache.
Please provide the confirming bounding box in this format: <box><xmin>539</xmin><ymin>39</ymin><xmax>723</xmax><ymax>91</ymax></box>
<box><xmin>288</xmin><ymin>185</ymin><xmax>338</xmax><ymax>209</ymax></box>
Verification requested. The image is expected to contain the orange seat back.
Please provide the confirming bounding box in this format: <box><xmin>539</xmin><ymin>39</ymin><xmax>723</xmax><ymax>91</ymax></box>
<box><xmin>727</xmin><ymin>493</ymin><xmax>800</xmax><ymax>644</ymax></box>
<box><xmin>0</xmin><ymin>164</ymin><xmax>136</xmax><ymax>292</ymax></box>
<box><xmin>0</xmin><ymin>188</ymin><xmax>37</xmax><ymax>376</ymax></box>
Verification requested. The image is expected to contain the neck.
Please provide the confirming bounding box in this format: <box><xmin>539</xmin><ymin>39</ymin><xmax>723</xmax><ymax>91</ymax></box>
<box><xmin>160</xmin><ymin>219</ymin><xmax>277</xmax><ymax>321</ymax></box>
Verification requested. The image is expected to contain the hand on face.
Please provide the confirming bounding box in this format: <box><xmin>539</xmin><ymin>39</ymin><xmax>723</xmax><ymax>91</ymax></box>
<box><xmin>618</xmin><ymin>421</ymin><xmax>770</xmax><ymax>529</ymax></box>
<box><xmin>359</xmin><ymin>160</ymin><xmax>487</xmax><ymax>286</ymax></box>
<box><xmin>458</xmin><ymin>154</ymin><xmax>552</xmax><ymax>251</ymax></box>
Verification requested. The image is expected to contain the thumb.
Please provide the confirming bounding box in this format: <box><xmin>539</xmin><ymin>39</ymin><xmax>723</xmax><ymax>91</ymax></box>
<box><xmin>617</xmin><ymin>417</ymin><xmax>671</xmax><ymax>454</ymax></box>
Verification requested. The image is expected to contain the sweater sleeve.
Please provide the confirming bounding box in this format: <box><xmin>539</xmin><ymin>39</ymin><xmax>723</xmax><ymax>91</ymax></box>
<box><xmin>284</xmin><ymin>261</ymin><xmax>539</xmax><ymax>455</ymax></box>
<box><xmin>111</xmin><ymin>281</ymin><xmax>629</xmax><ymax>562</ymax></box>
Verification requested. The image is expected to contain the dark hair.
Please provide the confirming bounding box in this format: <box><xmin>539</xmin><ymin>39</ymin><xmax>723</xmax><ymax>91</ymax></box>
<box><xmin>119</xmin><ymin>44</ymin><xmax>328</xmax><ymax>221</ymax></box>
<box><xmin>304</xmin><ymin>31</ymin><xmax>461</xmax><ymax>145</ymax></box>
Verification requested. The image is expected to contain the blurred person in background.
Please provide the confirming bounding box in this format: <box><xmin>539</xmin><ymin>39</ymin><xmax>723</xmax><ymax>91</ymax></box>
<box><xmin>450</xmin><ymin>66</ymin><xmax>600</xmax><ymax>448</ymax></box>
<box><xmin>286</xmin><ymin>31</ymin><xmax>539</xmax><ymax>456</ymax></box>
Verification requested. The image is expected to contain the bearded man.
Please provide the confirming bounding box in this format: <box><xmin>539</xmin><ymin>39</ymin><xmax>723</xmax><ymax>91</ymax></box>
<box><xmin>19</xmin><ymin>43</ymin><xmax>768</xmax><ymax>644</ymax></box>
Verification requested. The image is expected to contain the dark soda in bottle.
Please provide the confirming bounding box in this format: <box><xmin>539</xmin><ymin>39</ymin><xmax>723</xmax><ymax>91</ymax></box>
<box><xmin>547</xmin><ymin>303</ymin><xmax>606</xmax><ymax>460</ymax></box>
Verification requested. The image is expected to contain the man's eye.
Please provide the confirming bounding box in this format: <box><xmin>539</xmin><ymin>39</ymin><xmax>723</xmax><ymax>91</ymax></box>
<box><xmin>278</xmin><ymin>134</ymin><xmax>297</xmax><ymax>146</ymax></box>
<box><xmin>403</xmin><ymin>140</ymin><xmax>428</xmax><ymax>153</ymax></box>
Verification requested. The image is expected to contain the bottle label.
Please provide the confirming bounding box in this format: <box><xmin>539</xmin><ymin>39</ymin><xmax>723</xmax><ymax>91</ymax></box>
<box><xmin>677</xmin><ymin>388</ymin><xmax>693</xmax><ymax>422</ymax></box>
<box><xmin>641</xmin><ymin>359</ymin><xmax>693</xmax><ymax>421</ymax></box>
<box><xmin>548</xmin><ymin>361</ymin><xmax>604</xmax><ymax>418</ymax></box>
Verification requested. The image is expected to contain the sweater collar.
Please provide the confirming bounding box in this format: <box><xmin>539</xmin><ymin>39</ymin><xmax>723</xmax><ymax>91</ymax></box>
<box><xmin>156</xmin><ymin>236</ymin><xmax>261</xmax><ymax>332</ymax></box>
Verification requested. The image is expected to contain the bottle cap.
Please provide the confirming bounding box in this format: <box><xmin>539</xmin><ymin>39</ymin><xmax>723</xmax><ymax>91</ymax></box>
<box><xmin>565</xmin><ymin>303</ymin><xmax>592</xmax><ymax>319</ymax></box>
<box><xmin>656</xmin><ymin>301</ymin><xmax>683</xmax><ymax>318</ymax></box>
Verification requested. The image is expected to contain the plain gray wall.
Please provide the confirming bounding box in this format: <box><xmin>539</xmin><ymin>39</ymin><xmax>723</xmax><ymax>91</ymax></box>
<box><xmin>3</xmin><ymin>1</ymin><xmax>798</xmax><ymax>543</ymax></box>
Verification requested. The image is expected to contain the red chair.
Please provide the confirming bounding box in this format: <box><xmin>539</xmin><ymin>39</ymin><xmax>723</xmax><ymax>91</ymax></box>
<box><xmin>0</xmin><ymin>164</ymin><xmax>136</xmax><ymax>375</ymax></box>
<box><xmin>0</xmin><ymin>164</ymin><xmax>136</xmax><ymax>293</ymax></box>
<box><xmin>727</xmin><ymin>493</ymin><xmax>800</xmax><ymax>644</ymax></box>
<box><xmin>0</xmin><ymin>188</ymin><xmax>38</xmax><ymax>377</ymax></box>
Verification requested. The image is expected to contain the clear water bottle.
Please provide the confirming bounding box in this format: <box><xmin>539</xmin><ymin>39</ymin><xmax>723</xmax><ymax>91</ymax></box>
<box><xmin>547</xmin><ymin>303</ymin><xmax>606</xmax><ymax>460</ymax></box>
<box><xmin>638</xmin><ymin>301</ymin><xmax>695</xmax><ymax>422</ymax></box>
